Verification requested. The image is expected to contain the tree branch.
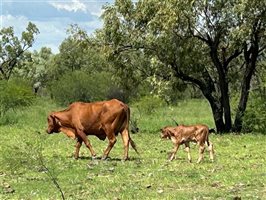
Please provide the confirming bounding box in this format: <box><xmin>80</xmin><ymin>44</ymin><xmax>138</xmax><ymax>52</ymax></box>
<box><xmin>225</xmin><ymin>49</ymin><xmax>243</xmax><ymax>67</ymax></box>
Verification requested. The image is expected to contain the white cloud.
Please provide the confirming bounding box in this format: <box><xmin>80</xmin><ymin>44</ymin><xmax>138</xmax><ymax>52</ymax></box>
<box><xmin>1</xmin><ymin>14</ymin><xmax>28</xmax><ymax>32</ymax></box>
<box><xmin>49</xmin><ymin>0</ymin><xmax>87</xmax><ymax>13</ymax></box>
<box><xmin>85</xmin><ymin>3</ymin><xmax>105</xmax><ymax>17</ymax></box>
<box><xmin>1</xmin><ymin>0</ymin><xmax>108</xmax><ymax>53</ymax></box>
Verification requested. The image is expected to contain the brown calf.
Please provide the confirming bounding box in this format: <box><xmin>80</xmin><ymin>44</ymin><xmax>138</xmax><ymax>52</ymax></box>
<box><xmin>161</xmin><ymin>124</ymin><xmax>214</xmax><ymax>163</ymax></box>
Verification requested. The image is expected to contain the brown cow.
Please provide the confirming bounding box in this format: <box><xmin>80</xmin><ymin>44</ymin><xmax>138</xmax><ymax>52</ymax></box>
<box><xmin>161</xmin><ymin>124</ymin><xmax>214</xmax><ymax>163</ymax></box>
<box><xmin>46</xmin><ymin>99</ymin><xmax>138</xmax><ymax>160</ymax></box>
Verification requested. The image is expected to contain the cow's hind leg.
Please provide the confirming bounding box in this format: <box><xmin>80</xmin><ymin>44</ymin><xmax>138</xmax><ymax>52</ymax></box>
<box><xmin>102</xmin><ymin>129</ymin><xmax>117</xmax><ymax>160</ymax></box>
<box><xmin>77</xmin><ymin>130</ymin><xmax>96</xmax><ymax>159</ymax></box>
<box><xmin>121</xmin><ymin>129</ymin><xmax>130</xmax><ymax>161</ymax></box>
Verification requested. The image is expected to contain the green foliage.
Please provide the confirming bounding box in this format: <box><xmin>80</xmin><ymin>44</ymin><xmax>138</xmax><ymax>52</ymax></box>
<box><xmin>48</xmin><ymin>71</ymin><xmax>113</xmax><ymax>105</ymax></box>
<box><xmin>0</xmin><ymin>22</ymin><xmax>39</xmax><ymax>80</ymax></box>
<box><xmin>15</xmin><ymin>47</ymin><xmax>54</xmax><ymax>87</ymax></box>
<box><xmin>132</xmin><ymin>95</ymin><xmax>166</xmax><ymax>115</ymax></box>
<box><xmin>100</xmin><ymin>0</ymin><xmax>266</xmax><ymax>132</ymax></box>
<box><xmin>0</xmin><ymin>78</ymin><xmax>35</xmax><ymax>120</ymax></box>
<box><xmin>243</xmin><ymin>94</ymin><xmax>266</xmax><ymax>134</ymax></box>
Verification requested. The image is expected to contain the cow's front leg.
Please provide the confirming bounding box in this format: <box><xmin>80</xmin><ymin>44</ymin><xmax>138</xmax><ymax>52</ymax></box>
<box><xmin>74</xmin><ymin>138</ymin><xmax>83</xmax><ymax>159</ymax></box>
<box><xmin>77</xmin><ymin>130</ymin><xmax>96</xmax><ymax>159</ymax></box>
<box><xmin>102</xmin><ymin>133</ymin><xmax>117</xmax><ymax>160</ymax></box>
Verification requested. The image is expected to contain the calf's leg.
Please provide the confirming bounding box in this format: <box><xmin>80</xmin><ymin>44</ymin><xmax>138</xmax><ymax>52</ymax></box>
<box><xmin>208</xmin><ymin>142</ymin><xmax>214</xmax><ymax>162</ymax></box>
<box><xmin>184</xmin><ymin>142</ymin><xmax>192</xmax><ymax>163</ymax></box>
<box><xmin>169</xmin><ymin>143</ymin><xmax>180</xmax><ymax>161</ymax></box>
<box><xmin>197</xmin><ymin>142</ymin><xmax>205</xmax><ymax>163</ymax></box>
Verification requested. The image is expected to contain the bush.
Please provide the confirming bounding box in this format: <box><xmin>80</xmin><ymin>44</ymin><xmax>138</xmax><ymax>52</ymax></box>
<box><xmin>0</xmin><ymin>78</ymin><xmax>35</xmax><ymax>117</ymax></box>
<box><xmin>48</xmin><ymin>71</ymin><xmax>114</xmax><ymax>105</ymax></box>
<box><xmin>132</xmin><ymin>95</ymin><xmax>166</xmax><ymax>115</ymax></box>
<box><xmin>242</xmin><ymin>94</ymin><xmax>266</xmax><ymax>134</ymax></box>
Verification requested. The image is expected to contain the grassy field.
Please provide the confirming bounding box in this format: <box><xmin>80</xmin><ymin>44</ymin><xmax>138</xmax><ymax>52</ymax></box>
<box><xmin>0</xmin><ymin>99</ymin><xmax>265</xmax><ymax>199</ymax></box>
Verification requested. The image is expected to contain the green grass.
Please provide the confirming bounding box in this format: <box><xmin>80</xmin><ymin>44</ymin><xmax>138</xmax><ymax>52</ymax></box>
<box><xmin>0</xmin><ymin>99</ymin><xmax>265</xmax><ymax>199</ymax></box>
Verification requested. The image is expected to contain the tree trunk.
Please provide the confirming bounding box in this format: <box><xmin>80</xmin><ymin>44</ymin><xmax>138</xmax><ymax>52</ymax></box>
<box><xmin>210</xmin><ymin>46</ymin><xmax>232</xmax><ymax>132</ymax></box>
<box><xmin>171</xmin><ymin>62</ymin><xmax>227</xmax><ymax>133</ymax></box>
<box><xmin>222</xmin><ymin>80</ymin><xmax>232</xmax><ymax>132</ymax></box>
<box><xmin>206</xmin><ymin>95</ymin><xmax>225</xmax><ymax>132</ymax></box>
<box><xmin>233</xmin><ymin>45</ymin><xmax>258</xmax><ymax>132</ymax></box>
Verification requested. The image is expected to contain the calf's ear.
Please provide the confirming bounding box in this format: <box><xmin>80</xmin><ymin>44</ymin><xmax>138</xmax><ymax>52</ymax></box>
<box><xmin>166</xmin><ymin>130</ymin><xmax>173</xmax><ymax>138</ymax></box>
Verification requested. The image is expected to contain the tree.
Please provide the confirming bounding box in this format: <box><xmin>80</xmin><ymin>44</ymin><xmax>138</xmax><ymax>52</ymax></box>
<box><xmin>0</xmin><ymin>22</ymin><xmax>39</xmax><ymax>80</ymax></box>
<box><xmin>232</xmin><ymin>1</ymin><xmax>266</xmax><ymax>131</ymax></box>
<box><xmin>15</xmin><ymin>47</ymin><xmax>53</xmax><ymax>86</ymax></box>
<box><xmin>100</xmin><ymin>0</ymin><xmax>266</xmax><ymax>132</ymax></box>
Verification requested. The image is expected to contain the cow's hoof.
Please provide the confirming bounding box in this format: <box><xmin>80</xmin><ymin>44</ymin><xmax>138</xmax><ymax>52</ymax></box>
<box><xmin>101</xmin><ymin>155</ymin><xmax>107</xmax><ymax>160</ymax></box>
<box><xmin>91</xmin><ymin>155</ymin><xmax>97</xmax><ymax>160</ymax></box>
<box><xmin>123</xmin><ymin>157</ymin><xmax>129</xmax><ymax>161</ymax></box>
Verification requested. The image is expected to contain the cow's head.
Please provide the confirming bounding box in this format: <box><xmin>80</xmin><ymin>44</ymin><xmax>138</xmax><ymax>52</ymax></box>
<box><xmin>46</xmin><ymin>113</ymin><xmax>61</xmax><ymax>134</ymax></box>
<box><xmin>160</xmin><ymin>127</ymin><xmax>172</xmax><ymax>139</ymax></box>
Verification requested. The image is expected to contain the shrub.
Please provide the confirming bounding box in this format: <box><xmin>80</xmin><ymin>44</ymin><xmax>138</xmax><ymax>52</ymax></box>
<box><xmin>48</xmin><ymin>71</ymin><xmax>113</xmax><ymax>105</ymax></box>
<box><xmin>0</xmin><ymin>78</ymin><xmax>35</xmax><ymax>118</ymax></box>
<box><xmin>132</xmin><ymin>95</ymin><xmax>166</xmax><ymax>115</ymax></box>
<box><xmin>242</xmin><ymin>94</ymin><xmax>266</xmax><ymax>134</ymax></box>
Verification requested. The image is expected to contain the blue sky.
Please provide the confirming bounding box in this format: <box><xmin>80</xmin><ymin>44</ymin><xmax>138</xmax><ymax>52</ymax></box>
<box><xmin>1</xmin><ymin>0</ymin><xmax>114</xmax><ymax>53</ymax></box>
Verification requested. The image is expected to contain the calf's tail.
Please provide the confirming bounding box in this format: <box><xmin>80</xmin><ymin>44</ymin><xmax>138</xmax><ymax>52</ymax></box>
<box><xmin>209</xmin><ymin>128</ymin><xmax>216</xmax><ymax>133</ymax></box>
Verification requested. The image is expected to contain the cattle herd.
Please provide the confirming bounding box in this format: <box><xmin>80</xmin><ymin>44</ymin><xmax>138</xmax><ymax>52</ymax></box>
<box><xmin>46</xmin><ymin>99</ymin><xmax>214</xmax><ymax>163</ymax></box>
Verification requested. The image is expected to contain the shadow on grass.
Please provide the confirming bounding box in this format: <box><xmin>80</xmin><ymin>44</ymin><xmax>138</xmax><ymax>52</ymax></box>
<box><xmin>67</xmin><ymin>155</ymin><xmax>140</xmax><ymax>162</ymax></box>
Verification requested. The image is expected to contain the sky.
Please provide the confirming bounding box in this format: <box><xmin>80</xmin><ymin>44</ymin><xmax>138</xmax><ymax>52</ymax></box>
<box><xmin>0</xmin><ymin>0</ymin><xmax>114</xmax><ymax>53</ymax></box>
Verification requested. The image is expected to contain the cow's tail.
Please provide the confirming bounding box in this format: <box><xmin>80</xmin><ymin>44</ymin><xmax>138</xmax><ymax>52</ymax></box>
<box><xmin>125</xmin><ymin>105</ymin><xmax>139</xmax><ymax>154</ymax></box>
<box><xmin>129</xmin><ymin>138</ymin><xmax>139</xmax><ymax>154</ymax></box>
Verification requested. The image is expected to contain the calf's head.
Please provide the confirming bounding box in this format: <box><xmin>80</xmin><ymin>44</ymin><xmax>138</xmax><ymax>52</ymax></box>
<box><xmin>160</xmin><ymin>127</ymin><xmax>172</xmax><ymax>139</ymax></box>
<box><xmin>46</xmin><ymin>114</ymin><xmax>61</xmax><ymax>134</ymax></box>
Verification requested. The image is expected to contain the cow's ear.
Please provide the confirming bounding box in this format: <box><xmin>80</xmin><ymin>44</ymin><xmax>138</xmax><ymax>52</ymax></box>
<box><xmin>48</xmin><ymin>114</ymin><xmax>55</xmax><ymax>122</ymax></box>
<box><xmin>52</xmin><ymin>115</ymin><xmax>62</xmax><ymax>126</ymax></box>
<box><xmin>48</xmin><ymin>114</ymin><xmax>62</xmax><ymax>126</ymax></box>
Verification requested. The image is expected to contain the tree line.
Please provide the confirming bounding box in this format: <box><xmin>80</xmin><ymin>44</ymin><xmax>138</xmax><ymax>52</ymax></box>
<box><xmin>0</xmin><ymin>0</ymin><xmax>265</xmax><ymax>133</ymax></box>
